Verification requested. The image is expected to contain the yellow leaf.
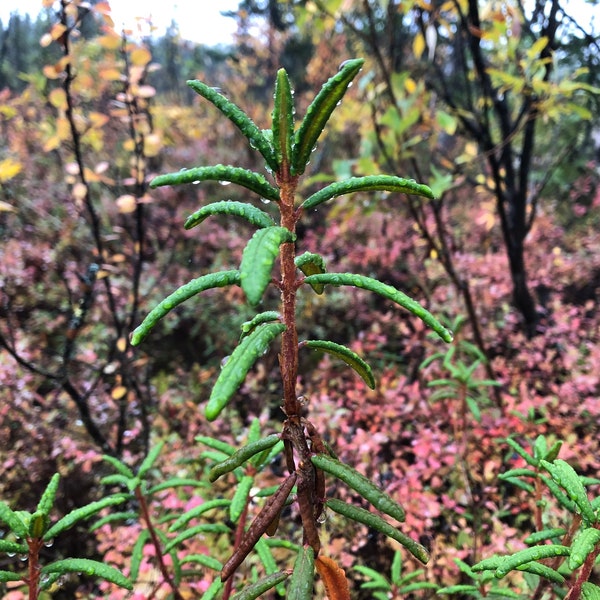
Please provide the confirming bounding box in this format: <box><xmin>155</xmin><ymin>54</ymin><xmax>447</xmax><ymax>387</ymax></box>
<box><xmin>98</xmin><ymin>33</ymin><xmax>121</xmax><ymax>50</ymax></box>
<box><xmin>99</xmin><ymin>67</ymin><xmax>122</xmax><ymax>81</ymax></box>
<box><xmin>0</xmin><ymin>200</ymin><xmax>16</xmax><ymax>211</ymax></box>
<box><xmin>130</xmin><ymin>47</ymin><xmax>152</xmax><ymax>67</ymax></box>
<box><xmin>404</xmin><ymin>77</ymin><xmax>417</xmax><ymax>94</ymax></box>
<box><xmin>50</xmin><ymin>23</ymin><xmax>67</xmax><ymax>41</ymax></box>
<box><xmin>0</xmin><ymin>157</ymin><xmax>22</xmax><ymax>183</ymax></box>
<box><xmin>72</xmin><ymin>182</ymin><xmax>88</xmax><ymax>201</ymax></box>
<box><xmin>116</xmin><ymin>194</ymin><xmax>137</xmax><ymax>213</ymax></box>
<box><xmin>413</xmin><ymin>33</ymin><xmax>425</xmax><ymax>60</ymax></box>
<box><xmin>111</xmin><ymin>385</ymin><xmax>127</xmax><ymax>400</ymax></box>
<box><xmin>48</xmin><ymin>88</ymin><xmax>67</xmax><ymax>110</ymax></box>
<box><xmin>117</xmin><ymin>337</ymin><xmax>127</xmax><ymax>352</ymax></box>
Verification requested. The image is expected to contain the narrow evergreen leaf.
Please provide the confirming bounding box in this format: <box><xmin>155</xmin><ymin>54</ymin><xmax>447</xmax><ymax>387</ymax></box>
<box><xmin>292</xmin><ymin>58</ymin><xmax>364</xmax><ymax>175</ymax></box>
<box><xmin>326</xmin><ymin>499</ymin><xmax>428</xmax><ymax>563</ymax></box>
<box><xmin>302</xmin><ymin>175</ymin><xmax>434</xmax><ymax>211</ymax></box>
<box><xmin>102</xmin><ymin>454</ymin><xmax>135</xmax><ymax>479</ymax></box>
<box><xmin>209</xmin><ymin>434</ymin><xmax>281</xmax><ymax>482</ymax></box>
<box><xmin>582</xmin><ymin>582</ymin><xmax>600</xmax><ymax>600</ymax></box>
<box><xmin>137</xmin><ymin>441</ymin><xmax>164</xmax><ymax>479</ymax></box>
<box><xmin>147</xmin><ymin>478</ymin><xmax>206</xmax><ymax>495</ymax></box>
<box><xmin>186</xmin><ymin>81</ymin><xmax>279</xmax><ymax>172</ymax></box>
<box><xmin>303</xmin><ymin>273</ymin><xmax>453</xmax><ymax>343</ymax></box>
<box><xmin>0</xmin><ymin>540</ymin><xmax>28</xmax><ymax>554</ymax></box>
<box><xmin>524</xmin><ymin>528</ymin><xmax>567</xmax><ymax>544</ymax></box>
<box><xmin>200</xmin><ymin>577</ymin><xmax>224</xmax><ymax>600</ymax></box>
<box><xmin>29</xmin><ymin>511</ymin><xmax>49</xmax><ymax>538</ymax></box>
<box><xmin>230</xmin><ymin>475</ymin><xmax>254</xmax><ymax>522</ymax></box>
<box><xmin>0</xmin><ymin>571</ymin><xmax>24</xmax><ymax>583</ymax></box>
<box><xmin>195</xmin><ymin>436</ymin><xmax>236</xmax><ymax>456</ymax></box>
<box><xmin>130</xmin><ymin>270</ymin><xmax>241</xmax><ymax>345</ymax></box>
<box><xmin>130</xmin><ymin>529</ymin><xmax>151</xmax><ymax>582</ymax></box>
<box><xmin>568</xmin><ymin>527</ymin><xmax>600</xmax><ymax>569</ymax></box>
<box><xmin>255</xmin><ymin>536</ymin><xmax>279</xmax><ymax>580</ymax></box>
<box><xmin>165</xmin><ymin>524</ymin><xmax>231</xmax><ymax>553</ymax></box>
<box><xmin>436</xmin><ymin>584</ymin><xmax>480</xmax><ymax>595</ymax></box>
<box><xmin>37</xmin><ymin>473</ymin><xmax>60</xmax><ymax>515</ymax></box>
<box><xmin>231</xmin><ymin>570</ymin><xmax>291</xmax><ymax>600</ymax></box>
<box><xmin>303</xmin><ymin>339</ymin><xmax>375</xmax><ymax>389</ymax></box>
<box><xmin>505</xmin><ymin>437</ymin><xmax>538</xmax><ymax>467</ymax></box>
<box><xmin>311</xmin><ymin>454</ymin><xmax>405</xmax><ymax>522</ymax></box>
<box><xmin>288</xmin><ymin>545</ymin><xmax>315</xmax><ymax>600</ymax></box>
<box><xmin>169</xmin><ymin>499</ymin><xmax>231</xmax><ymax>532</ymax></box>
<box><xmin>240</xmin><ymin>227</ymin><xmax>295</xmax><ymax>306</ymax></box>
<box><xmin>185</xmin><ymin>200</ymin><xmax>276</xmax><ymax>230</ymax></box>
<box><xmin>41</xmin><ymin>558</ymin><xmax>132</xmax><ymax>590</ymax></box>
<box><xmin>206</xmin><ymin>323</ymin><xmax>286</xmax><ymax>421</ymax></box>
<box><xmin>44</xmin><ymin>495</ymin><xmax>128</xmax><ymax>541</ymax></box>
<box><xmin>151</xmin><ymin>165</ymin><xmax>280</xmax><ymax>201</ymax></box>
<box><xmin>240</xmin><ymin>311</ymin><xmax>281</xmax><ymax>340</ymax></box>
<box><xmin>0</xmin><ymin>502</ymin><xmax>28</xmax><ymax>538</ymax></box>
<box><xmin>541</xmin><ymin>459</ymin><xmax>596</xmax><ymax>523</ymax></box>
<box><xmin>272</xmin><ymin>68</ymin><xmax>294</xmax><ymax>169</ymax></box>
<box><xmin>181</xmin><ymin>554</ymin><xmax>223</xmax><ymax>571</ymax></box>
<box><xmin>493</xmin><ymin>545</ymin><xmax>570</xmax><ymax>578</ymax></box>
<box><xmin>515</xmin><ymin>561</ymin><xmax>565</xmax><ymax>584</ymax></box>
<box><xmin>295</xmin><ymin>252</ymin><xmax>327</xmax><ymax>293</ymax></box>
<box><xmin>90</xmin><ymin>511</ymin><xmax>138</xmax><ymax>531</ymax></box>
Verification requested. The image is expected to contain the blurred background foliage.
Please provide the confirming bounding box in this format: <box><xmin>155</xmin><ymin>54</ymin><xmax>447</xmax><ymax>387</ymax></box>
<box><xmin>1</xmin><ymin>0</ymin><xmax>599</xmax><ymax>597</ymax></box>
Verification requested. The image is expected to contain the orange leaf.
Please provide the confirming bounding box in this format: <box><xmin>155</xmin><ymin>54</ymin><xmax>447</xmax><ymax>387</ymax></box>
<box><xmin>315</xmin><ymin>556</ymin><xmax>350</xmax><ymax>600</ymax></box>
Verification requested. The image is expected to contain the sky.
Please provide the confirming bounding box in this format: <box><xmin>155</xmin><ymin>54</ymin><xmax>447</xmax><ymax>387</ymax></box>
<box><xmin>0</xmin><ymin>0</ymin><xmax>240</xmax><ymax>45</ymax></box>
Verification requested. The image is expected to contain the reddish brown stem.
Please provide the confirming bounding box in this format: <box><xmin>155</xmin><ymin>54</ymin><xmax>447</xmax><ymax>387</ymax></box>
<box><xmin>134</xmin><ymin>486</ymin><xmax>183</xmax><ymax>600</ymax></box>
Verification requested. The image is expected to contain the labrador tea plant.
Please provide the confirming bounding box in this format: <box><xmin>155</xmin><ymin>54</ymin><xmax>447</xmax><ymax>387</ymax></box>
<box><xmin>130</xmin><ymin>58</ymin><xmax>453</xmax><ymax>598</ymax></box>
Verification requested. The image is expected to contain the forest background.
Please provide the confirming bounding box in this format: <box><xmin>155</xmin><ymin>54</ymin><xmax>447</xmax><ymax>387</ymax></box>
<box><xmin>1</xmin><ymin>0</ymin><xmax>600</xmax><ymax>598</ymax></box>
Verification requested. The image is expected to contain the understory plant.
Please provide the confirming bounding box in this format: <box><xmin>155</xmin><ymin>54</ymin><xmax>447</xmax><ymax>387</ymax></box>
<box><xmin>438</xmin><ymin>436</ymin><xmax>600</xmax><ymax>600</ymax></box>
<box><xmin>130</xmin><ymin>58</ymin><xmax>453</xmax><ymax>597</ymax></box>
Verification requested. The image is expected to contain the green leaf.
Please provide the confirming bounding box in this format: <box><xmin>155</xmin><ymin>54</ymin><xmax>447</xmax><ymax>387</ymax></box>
<box><xmin>186</xmin><ymin>81</ymin><xmax>279</xmax><ymax>172</ymax></box>
<box><xmin>165</xmin><ymin>524</ymin><xmax>231</xmax><ymax>553</ymax></box>
<box><xmin>137</xmin><ymin>441</ymin><xmax>164</xmax><ymax>479</ymax></box>
<box><xmin>44</xmin><ymin>495</ymin><xmax>128</xmax><ymax>541</ymax></box>
<box><xmin>272</xmin><ymin>68</ymin><xmax>294</xmax><ymax>169</ymax></box>
<box><xmin>303</xmin><ymin>273</ymin><xmax>453</xmax><ymax>343</ymax></box>
<box><xmin>353</xmin><ymin>565</ymin><xmax>390</xmax><ymax>589</ymax></box>
<box><xmin>230</xmin><ymin>475</ymin><xmax>254</xmax><ymax>522</ymax></box>
<box><xmin>523</xmin><ymin>528</ymin><xmax>567</xmax><ymax>544</ymax></box>
<box><xmin>195</xmin><ymin>436</ymin><xmax>236</xmax><ymax>456</ymax></box>
<box><xmin>515</xmin><ymin>561</ymin><xmax>565</xmax><ymax>584</ymax></box>
<box><xmin>0</xmin><ymin>571</ymin><xmax>24</xmax><ymax>583</ymax></box>
<box><xmin>292</xmin><ymin>58</ymin><xmax>364</xmax><ymax>175</ymax></box>
<box><xmin>569</xmin><ymin>527</ymin><xmax>600</xmax><ymax>569</ymax></box>
<box><xmin>326</xmin><ymin>499</ymin><xmax>428</xmax><ymax>563</ymax></box>
<box><xmin>505</xmin><ymin>437</ymin><xmax>537</xmax><ymax>467</ymax></box>
<box><xmin>311</xmin><ymin>454</ymin><xmax>405</xmax><ymax>522</ymax></box>
<box><xmin>209</xmin><ymin>434</ymin><xmax>281</xmax><ymax>482</ymax></box>
<box><xmin>151</xmin><ymin>165</ymin><xmax>280</xmax><ymax>201</ymax></box>
<box><xmin>0</xmin><ymin>540</ymin><xmax>28</xmax><ymax>554</ymax></box>
<box><xmin>130</xmin><ymin>270</ymin><xmax>241</xmax><ymax>345</ymax></box>
<box><xmin>169</xmin><ymin>499</ymin><xmax>232</xmax><ymax>532</ymax></box>
<box><xmin>240</xmin><ymin>226</ymin><xmax>295</xmax><ymax>306</ymax></box>
<box><xmin>254</xmin><ymin>537</ymin><xmax>282</xmax><ymax>592</ymax></box>
<box><xmin>231</xmin><ymin>570</ymin><xmax>291</xmax><ymax>600</ymax></box>
<box><xmin>302</xmin><ymin>175</ymin><xmax>434</xmax><ymax>211</ymax></box>
<box><xmin>200</xmin><ymin>577</ymin><xmax>224</xmax><ymax>600</ymax></box>
<box><xmin>302</xmin><ymin>339</ymin><xmax>375</xmax><ymax>389</ymax></box>
<box><xmin>41</xmin><ymin>558</ymin><xmax>132</xmax><ymax>590</ymax></box>
<box><xmin>0</xmin><ymin>502</ymin><xmax>29</xmax><ymax>538</ymax></box>
<box><xmin>130</xmin><ymin>529</ymin><xmax>150</xmax><ymax>582</ymax></box>
<box><xmin>29</xmin><ymin>511</ymin><xmax>49</xmax><ymax>538</ymax></box>
<box><xmin>288</xmin><ymin>545</ymin><xmax>315</xmax><ymax>600</ymax></box>
<box><xmin>492</xmin><ymin>545</ymin><xmax>570</xmax><ymax>578</ymax></box>
<box><xmin>582</xmin><ymin>582</ymin><xmax>600</xmax><ymax>600</ymax></box>
<box><xmin>185</xmin><ymin>200</ymin><xmax>276</xmax><ymax>230</ymax></box>
<box><xmin>180</xmin><ymin>554</ymin><xmax>223</xmax><ymax>571</ymax></box>
<box><xmin>295</xmin><ymin>252</ymin><xmax>327</xmax><ymax>293</ymax></box>
<box><xmin>102</xmin><ymin>454</ymin><xmax>135</xmax><ymax>479</ymax></box>
<box><xmin>37</xmin><ymin>473</ymin><xmax>60</xmax><ymax>515</ymax></box>
<box><xmin>541</xmin><ymin>459</ymin><xmax>596</xmax><ymax>523</ymax></box>
<box><xmin>240</xmin><ymin>311</ymin><xmax>281</xmax><ymax>340</ymax></box>
<box><xmin>206</xmin><ymin>323</ymin><xmax>286</xmax><ymax>421</ymax></box>
<box><xmin>90</xmin><ymin>511</ymin><xmax>138</xmax><ymax>531</ymax></box>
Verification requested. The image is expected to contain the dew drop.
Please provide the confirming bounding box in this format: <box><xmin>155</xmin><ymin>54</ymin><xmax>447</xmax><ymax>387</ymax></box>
<box><xmin>7</xmin><ymin>551</ymin><xmax>16</xmax><ymax>558</ymax></box>
<box><xmin>18</xmin><ymin>554</ymin><xmax>28</xmax><ymax>562</ymax></box>
<box><xmin>219</xmin><ymin>181</ymin><xmax>232</xmax><ymax>186</ymax></box>
<box><xmin>44</xmin><ymin>539</ymin><xmax>54</xmax><ymax>548</ymax></box>
<box><xmin>192</xmin><ymin>180</ymin><xmax>200</xmax><ymax>185</ymax></box>
<box><xmin>261</xmin><ymin>198</ymin><xmax>271</xmax><ymax>204</ymax></box>
<box><xmin>220</xmin><ymin>356</ymin><xmax>230</xmax><ymax>369</ymax></box>
<box><xmin>317</xmin><ymin>512</ymin><xmax>327</xmax><ymax>524</ymax></box>
<box><xmin>338</xmin><ymin>60</ymin><xmax>353</xmax><ymax>71</ymax></box>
